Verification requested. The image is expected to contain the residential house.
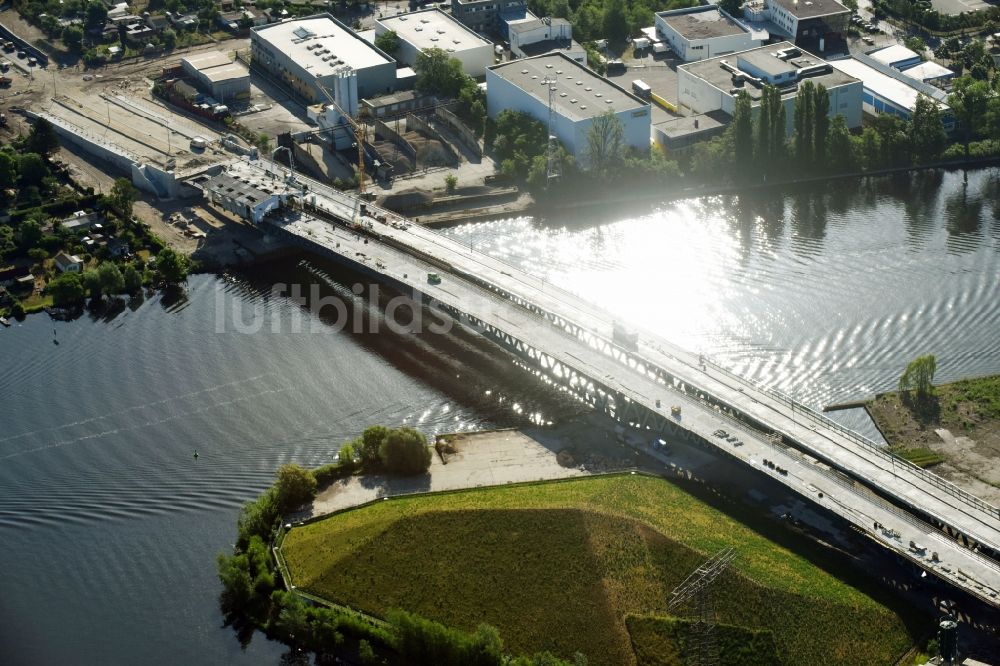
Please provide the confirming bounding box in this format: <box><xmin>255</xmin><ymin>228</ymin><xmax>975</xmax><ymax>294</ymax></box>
<box><xmin>54</xmin><ymin>252</ymin><xmax>84</xmax><ymax>274</ymax></box>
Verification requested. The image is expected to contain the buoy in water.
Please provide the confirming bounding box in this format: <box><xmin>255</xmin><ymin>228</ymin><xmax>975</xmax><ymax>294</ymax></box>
<box><xmin>193</xmin><ymin>451</ymin><xmax>199</xmax><ymax>459</ymax></box>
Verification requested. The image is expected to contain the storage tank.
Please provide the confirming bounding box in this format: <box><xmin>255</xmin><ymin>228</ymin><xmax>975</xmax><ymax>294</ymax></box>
<box><xmin>938</xmin><ymin>615</ymin><xmax>958</xmax><ymax>664</ymax></box>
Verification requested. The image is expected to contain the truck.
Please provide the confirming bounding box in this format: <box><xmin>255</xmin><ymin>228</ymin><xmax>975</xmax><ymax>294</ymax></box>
<box><xmin>0</xmin><ymin>76</ymin><xmax>12</xmax><ymax>87</ymax></box>
<box><xmin>631</xmin><ymin>79</ymin><xmax>652</xmax><ymax>99</ymax></box>
<box><xmin>632</xmin><ymin>37</ymin><xmax>651</xmax><ymax>50</ymax></box>
<box><xmin>653</xmin><ymin>42</ymin><xmax>669</xmax><ymax>55</ymax></box>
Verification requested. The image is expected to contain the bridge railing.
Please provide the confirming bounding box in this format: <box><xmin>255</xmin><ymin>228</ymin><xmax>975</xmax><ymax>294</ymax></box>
<box><xmin>697</xmin><ymin>356</ymin><xmax>1000</xmax><ymax>521</ymax></box>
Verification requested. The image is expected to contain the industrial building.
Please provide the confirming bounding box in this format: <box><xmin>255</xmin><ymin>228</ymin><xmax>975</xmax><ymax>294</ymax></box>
<box><xmin>251</xmin><ymin>14</ymin><xmax>396</xmax><ymax>110</ymax></box>
<box><xmin>180</xmin><ymin>51</ymin><xmax>250</xmax><ymax>102</ymax></box>
<box><xmin>652</xmin><ymin>111</ymin><xmax>729</xmax><ymax>155</ymax></box>
<box><xmin>486</xmin><ymin>52</ymin><xmax>651</xmax><ymax>168</ymax></box>
<box><xmin>450</xmin><ymin>0</ymin><xmax>527</xmax><ymax>34</ymax></box>
<box><xmin>868</xmin><ymin>44</ymin><xmax>922</xmax><ymax>71</ymax></box>
<box><xmin>654</xmin><ymin>6</ymin><xmax>761</xmax><ymax>62</ymax></box>
<box><xmin>509</xmin><ymin>17</ymin><xmax>585</xmax><ymax>64</ymax></box>
<box><xmin>201</xmin><ymin>171</ymin><xmax>291</xmax><ymax>225</ymax></box>
<box><xmin>755</xmin><ymin>0</ymin><xmax>850</xmax><ymax>48</ymax></box>
<box><xmin>902</xmin><ymin>60</ymin><xmax>955</xmax><ymax>86</ymax></box>
<box><xmin>376</xmin><ymin>9</ymin><xmax>493</xmax><ymax>78</ymax></box>
<box><xmin>678</xmin><ymin>42</ymin><xmax>862</xmax><ymax>135</ymax></box>
<box><xmin>829</xmin><ymin>57</ymin><xmax>951</xmax><ymax>125</ymax></box>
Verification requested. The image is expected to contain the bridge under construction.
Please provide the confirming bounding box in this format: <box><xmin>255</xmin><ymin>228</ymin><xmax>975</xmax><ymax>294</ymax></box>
<box><xmin>196</xmin><ymin>158</ymin><xmax>1000</xmax><ymax>612</ymax></box>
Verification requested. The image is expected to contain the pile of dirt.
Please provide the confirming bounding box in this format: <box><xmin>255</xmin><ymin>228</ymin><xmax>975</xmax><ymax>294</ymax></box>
<box><xmin>378</xmin><ymin>188</ymin><xmax>434</xmax><ymax>211</ymax></box>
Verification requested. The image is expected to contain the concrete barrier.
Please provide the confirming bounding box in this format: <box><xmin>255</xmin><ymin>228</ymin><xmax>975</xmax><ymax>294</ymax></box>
<box><xmin>405</xmin><ymin>113</ymin><xmax>459</xmax><ymax>166</ymax></box>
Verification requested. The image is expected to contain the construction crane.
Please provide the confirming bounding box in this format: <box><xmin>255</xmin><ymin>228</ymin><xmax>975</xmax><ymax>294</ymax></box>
<box><xmin>316</xmin><ymin>82</ymin><xmax>367</xmax><ymax>195</ymax></box>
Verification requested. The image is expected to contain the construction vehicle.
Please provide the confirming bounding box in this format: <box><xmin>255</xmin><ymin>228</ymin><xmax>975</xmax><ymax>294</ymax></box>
<box><xmin>316</xmin><ymin>82</ymin><xmax>367</xmax><ymax>196</ymax></box>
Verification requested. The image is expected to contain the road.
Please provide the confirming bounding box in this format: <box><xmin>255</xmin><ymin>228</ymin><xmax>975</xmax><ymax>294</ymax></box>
<box><xmin>225</xmin><ymin>159</ymin><xmax>1000</xmax><ymax>609</ymax></box>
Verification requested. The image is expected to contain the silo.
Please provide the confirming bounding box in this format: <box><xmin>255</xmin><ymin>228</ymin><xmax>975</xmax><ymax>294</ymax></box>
<box><xmin>938</xmin><ymin>615</ymin><xmax>958</xmax><ymax>664</ymax></box>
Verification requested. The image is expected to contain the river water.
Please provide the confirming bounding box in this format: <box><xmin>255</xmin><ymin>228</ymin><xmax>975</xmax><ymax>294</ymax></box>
<box><xmin>1</xmin><ymin>169</ymin><xmax>998</xmax><ymax>665</ymax></box>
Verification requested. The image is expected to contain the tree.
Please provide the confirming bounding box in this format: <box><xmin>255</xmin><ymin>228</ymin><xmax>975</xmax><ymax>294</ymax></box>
<box><xmin>17</xmin><ymin>152</ymin><xmax>49</xmax><ymax>187</ymax></box>
<box><xmin>122</xmin><ymin>264</ymin><xmax>143</xmax><ymax>294</ymax></box>
<box><xmin>273</xmin><ymin>463</ymin><xmax>317</xmax><ymax>513</ymax></box>
<box><xmin>603</xmin><ymin>2</ymin><xmax>629</xmax><ymax>44</ymax></box>
<box><xmin>97</xmin><ymin>261</ymin><xmax>125</xmax><ymax>296</ymax></box>
<box><xmin>358</xmin><ymin>640</ymin><xmax>377</xmax><ymax>665</ymax></box>
<box><xmin>26</xmin><ymin>118</ymin><xmax>60</xmax><ymax>156</ymax></box>
<box><xmin>585</xmin><ymin>109</ymin><xmax>625</xmax><ymax>175</ymax></box>
<box><xmin>812</xmin><ymin>84</ymin><xmax>829</xmax><ymax>167</ymax></box>
<box><xmin>948</xmin><ymin>76</ymin><xmax>993</xmax><ymax>159</ymax></box>
<box><xmin>909</xmin><ymin>94</ymin><xmax>946</xmax><ymax>163</ymax></box>
<box><xmin>18</xmin><ymin>219</ymin><xmax>43</xmax><ymax>249</ymax></box>
<box><xmin>414</xmin><ymin>47</ymin><xmax>467</xmax><ymax>97</ymax></box>
<box><xmin>826</xmin><ymin>115</ymin><xmax>855</xmax><ymax>173</ymax></box>
<box><xmin>47</xmin><ymin>272</ymin><xmax>85</xmax><ymax>307</ymax></box>
<box><xmin>794</xmin><ymin>81</ymin><xmax>815</xmax><ymax>165</ymax></box>
<box><xmin>62</xmin><ymin>25</ymin><xmax>84</xmax><ymax>52</ymax></box>
<box><xmin>0</xmin><ymin>150</ymin><xmax>16</xmax><ymax>189</ymax></box>
<box><xmin>899</xmin><ymin>354</ymin><xmax>937</xmax><ymax>400</ymax></box>
<box><xmin>444</xmin><ymin>173</ymin><xmax>458</xmax><ymax>194</ymax></box>
<box><xmin>379</xmin><ymin>427</ymin><xmax>431</xmax><ymax>475</ymax></box>
<box><xmin>718</xmin><ymin>0</ymin><xmax>743</xmax><ymax>16</ymax></box>
<box><xmin>109</xmin><ymin>177</ymin><xmax>137</xmax><ymax>220</ymax></box>
<box><xmin>904</xmin><ymin>36</ymin><xmax>926</xmax><ymax>54</ymax></box>
<box><xmin>374</xmin><ymin>29</ymin><xmax>399</xmax><ymax>55</ymax></box>
<box><xmin>85</xmin><ymin>0</ymin><xmax>108</xmax><ymax>29</ymax></box>
<box><xmin>162</xmin><ymin>28</ymin><xmax>177</xmax><ymax>50</ymax></box>
<box><xmin>358</xmin><ymin>425</ymin><xmax>388</xmax><ymax>467</ymax></box>
<box><xmin>155</xmin><ymin>247</ymin><xmax>189</xmax><ymax>284</ymax></box>
<box><xmin>732</xmin><ymin>90</ymin><xmax>753</xmax><ymax>176</ymax></box>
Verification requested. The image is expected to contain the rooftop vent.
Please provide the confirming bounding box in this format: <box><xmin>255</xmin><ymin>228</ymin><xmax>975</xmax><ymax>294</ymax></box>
<box><xmin>545</xmin><ymin>64</ymin><xmax>553</xmax><ymax>68</ymax></box>
<box><xmin>584</xmin><ymin>86</ymin><xmax>592</xmax><ymax>91</ymax></box>
<box><xmin>521</xmin><ymin>69</ymin><xmax>529</xmax><ymax>74</ymax></box>
<box><xmin>595</xmin><ymin>92</ymin><xmax>602</xmax><ymax>97</ymax></box>
<box><xmin>580</xmin><ymin>104</ymin><xmax>587</xmax><ymax>109</ymax></box>
<box><xmin>556</xmin><ymin>70</ymin><xmax>563</xmax><ymax>74</ymax></box>
<box><xmin>560</xmin><ymin>92</ymin><xmax>567</xmax><ymax>97</ymax></box>
<box><xmin>570</xmin><ymin>98</ymin><xmax>577</xmax><ymax>103</ymax></box>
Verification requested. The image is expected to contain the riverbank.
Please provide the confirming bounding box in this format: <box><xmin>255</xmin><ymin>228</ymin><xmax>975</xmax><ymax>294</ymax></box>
<box><xmin>421</xmin><ymin>154</ymin><xmax>1000</xmax><ymax>227</ymax></box>
<box><xmin>866</xmin><ymin>375</ymin><xmax>1000</xmax><ymax>505</ymax></box>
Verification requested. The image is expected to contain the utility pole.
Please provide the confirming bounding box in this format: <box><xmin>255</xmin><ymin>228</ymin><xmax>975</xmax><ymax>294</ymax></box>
<box><xmin>540</xmin><ymin>76</ymin><xmax>560</xmax><ymax>187</ymax></box>
<box><xmin>667</xmin><ymin>547</ymin><xmax>737</xmax><ymax>666</ymax></box>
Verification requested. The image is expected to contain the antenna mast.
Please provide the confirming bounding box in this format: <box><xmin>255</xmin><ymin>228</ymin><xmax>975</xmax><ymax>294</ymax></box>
<box><xmin>541</xmin><ymin>76</ymin><xmax>560</xmax><ymax>186</ymax></box>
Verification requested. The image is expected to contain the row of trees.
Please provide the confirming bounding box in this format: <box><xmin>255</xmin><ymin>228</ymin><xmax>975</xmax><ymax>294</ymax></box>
<box><xmin>43</xmin><ymin>247</ymin><xmax>188</xmax><ymax>308</ymax></box>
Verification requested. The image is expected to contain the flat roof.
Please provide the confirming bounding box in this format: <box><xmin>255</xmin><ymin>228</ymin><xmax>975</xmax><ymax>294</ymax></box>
<box><xmin>488</xmin><ymin>52</ymin><xmax>647</xmax><ymax>122</ymax></box>
<box><xmin>902</xmin><ymin>60</ymin><xmax>954</xmax><ymax>81</ymax></box>
<box><xmin>829</xmin><ymin>57</ymin><xmax>946</xmax><ymax>112</ymax></box>
<box><xmin>380</xmin><ymin>8</ymin><xmax>491</xmax><ymax>52</ymax></box>
<box><xmin>769</xmin><ymin>0</ymin><xmax>850</xmax><ymax>19</ymax></box>
<box><xmin>509</xmin><ymin>16</ymin><xmax>571</xmax><ymax>35</ymax></box>
<box><xmin>653</xmin><ymin>110</ymin><xmax>729</xmax><ymax>136</ymax></box>
<box><xmin>252</xmin><ymin>14</ymin><xmax>393</xmax><ymax>78</ymax></box>
<box><xmin>681</xmin><ymin>42</ymin><xmax>857</xmax><ymax>101</ymax></box>
<box><xmin>201</xmin><ymin>61</ymin><xmax>250</xmax><ymax>83</ymax></box>
<box><xmin>182</xmin><ymin>51</ymin><xmax>233</xmax><ymax>71</ymax></box>
<box><xmin>658</xmin><ymin>7</ymin><xmax>749</xmax><ymax>39</ymax></box>
<box><xmin>869</xmin><ymin>44</ymin><xmax>920</xmax><ymax>66</ymax></box>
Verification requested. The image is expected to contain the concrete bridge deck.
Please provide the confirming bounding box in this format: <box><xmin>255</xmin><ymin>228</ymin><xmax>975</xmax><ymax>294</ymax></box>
<box><xmin>220</xmin><ymin>159</ymin><xmax>1000</xmax><ymax>609</ymax></box>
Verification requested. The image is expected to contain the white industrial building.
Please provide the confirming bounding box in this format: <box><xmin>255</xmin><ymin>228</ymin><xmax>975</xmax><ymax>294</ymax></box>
<box><xmin>486</xmin><ymin>52</ymin><xmax>650</xmax><ymax>168</ymax></box>
<box><xmin>868</xmin><ymin>44</ymin><xmax>922</xmax><ymax>71</ymax></box>
<box><xmin>902</xmin><ymin>60</ymin><xmax>955</xmax><ymax>85</ymax></box>
<box><xmin>829</xmin><ymin>57</ymin><xmax>951</xmax><ymax>126</ymax></box>
<box><xmin>509</xmin><ymin>17</ymin><xmax>585</xmax><ymax>64</ymax></box>
<box><xmin>251</xmin><ymin>14</ymin><xmax>397</xmax><ymax>110</ymax></box>
<box><xmin>376</xmin><ymin>9</ymin><xmax>493</xmax><ymax>78</ymax></box>
<box><xmin>181</xmin><ymin>51</ymin><xmax>251</xmax><ymax>102</ymax></box>
<box><xmin>744</xmin><ymin>0</ymin><xmax>850</xmax><ymax>48</ymax></box>
<box><xmin>655</xmin><ymin>6</ymin><xmax>760</xmax><ymax>62</ymax></box>
<box><xmin>678</xmin><ymin>42</ymin><xmax>862</xmax><ymax>135</ymax></box>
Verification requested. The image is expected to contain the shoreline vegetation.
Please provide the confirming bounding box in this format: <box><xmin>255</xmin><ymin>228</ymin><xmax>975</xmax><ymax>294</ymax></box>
<box><xmin>218</xmin><ymin>427</ymin><xmax>923</xmax><ymax>666</ymax></box>
<box><xmin>867</xmin><ymin>371</ymin><xmax>1000</xmax><ymax>483</ymax></box>
<box><xmin>217</xmin><ymin>426</ymin><xmax>588</xmax><ymax>666</ymax></box>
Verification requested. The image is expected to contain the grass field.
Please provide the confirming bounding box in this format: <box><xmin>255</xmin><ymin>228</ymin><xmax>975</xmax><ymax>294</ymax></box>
<box><xmin>281</xmin><ymin>475</ymin><xmax>922</xmax><ymax>666</ymax></box>
<box><xmin>626</xmin><ymin>615</ymin><xmax>780</xmax><ymax>666</ymax></box>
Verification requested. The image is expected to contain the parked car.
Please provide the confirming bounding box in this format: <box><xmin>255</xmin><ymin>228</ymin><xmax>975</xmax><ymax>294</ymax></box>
<box><xmin>16</xmin><ymin>50</ymin><xmax>26</xmax><ymax>59</ymax></box>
